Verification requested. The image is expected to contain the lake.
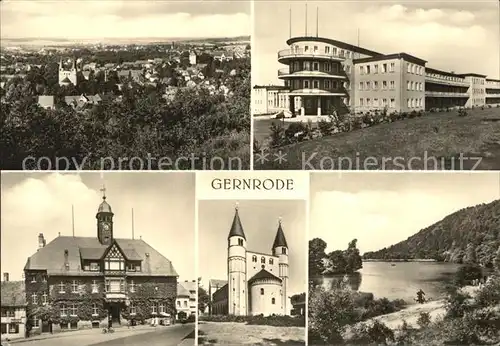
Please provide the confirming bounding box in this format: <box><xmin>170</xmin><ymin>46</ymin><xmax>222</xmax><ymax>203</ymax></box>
<box><xmin>311</xmin><ymin>261</ymin><xmax>462</xmax><ymax>304</ymax></box>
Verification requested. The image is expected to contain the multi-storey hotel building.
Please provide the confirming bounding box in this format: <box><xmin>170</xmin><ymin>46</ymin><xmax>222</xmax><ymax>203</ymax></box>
<box><xmin>254</xmin><ymin>35</ymin><xmax>500</xmax><ymax>116</ymax></box>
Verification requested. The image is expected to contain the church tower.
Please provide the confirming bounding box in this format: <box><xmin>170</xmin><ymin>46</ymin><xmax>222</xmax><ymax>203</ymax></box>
<box><xmin>96</xmin><ymin>186</ymin><xmax>114</xmax><ymax>245</ymax></box>
<box><xmin>227</xmin><ymin>204</ymin><xmax>247</xmax><ymax>315</ymax></box>
<box><xmin>58</xmin><ymin>58</ymin><xmax>78</xmax><ymax>86</ymax></box>
<box><xmin>272</xmin><ymin>218</ymin><xmax>289</xmax><ymax>315</ymax></box>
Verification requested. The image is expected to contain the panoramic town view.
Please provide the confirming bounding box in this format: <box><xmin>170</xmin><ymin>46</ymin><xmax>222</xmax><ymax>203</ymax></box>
<box><xmin>197</xmin><ymin>200</ymin><xmax>306</xmax><ymax>345</ymax></box>
<box><xmin>308</xmin><ymin>172</ymin><xmax>500</xmax><ymax>345</ymax></box>
<box><xmin>0</xmin><ymin>0</ymin><xmax>251</xmax><ymax>170</ymax></box>
<box><xmin>252</xmin><ymin>1</ymin><xmax>500</xmax><ymax>170</ymax></box>
<box><xmin>1</xmin><ymin>172</ymin><xmax>196</xmax><ymax>346</ymax></box>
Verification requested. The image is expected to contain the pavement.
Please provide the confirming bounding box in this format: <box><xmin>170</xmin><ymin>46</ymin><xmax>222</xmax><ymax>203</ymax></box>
<box><xmin>4</xmin><ymin>323</ymin><xmax>194</xmax><ymax>346</ymax></box>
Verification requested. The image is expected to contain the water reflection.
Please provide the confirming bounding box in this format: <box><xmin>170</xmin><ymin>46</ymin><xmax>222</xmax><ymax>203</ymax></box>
<box><xmin>311</xmin><ymin>272</ymin><xmax>362</xmax><ymax>291</ymax></box>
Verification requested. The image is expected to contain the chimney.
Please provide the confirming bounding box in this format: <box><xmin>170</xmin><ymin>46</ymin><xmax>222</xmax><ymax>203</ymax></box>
<box><xmin>3</xmin><ymin>273</ymin><xmax>9</xmax><ymax>282</ymax></box>
<box><xmin>38</xmin><ymin>233</ymin><xmax>46</xmax><ymax>249</ymax></box>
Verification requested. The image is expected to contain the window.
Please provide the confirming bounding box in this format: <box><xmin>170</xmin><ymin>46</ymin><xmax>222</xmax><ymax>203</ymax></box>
<box><xmin>407</xmin><ymin>99</ymin><xmax>411</xmax><ymax>108</ymax></box>
<box><xmin>177</xmin><ymin>301</ymin><xmax>180</xmax><ymax>307</ymax></box>
<box><xmin>32</xmin><ymin>293</ymin><xmax>37</xmax><ymax>304</ymax></box>
<box><xmin>313</xmin><ymin>62</ymin><xmax>319</xmax><ymax>71</ymax></box>
<box><xmin>412</xmin><ymin>65</ymin><xmax>416</xmax><ymax>74</ymax></box>
<box><xmin>390</xmin><ymin>63</ymin><xmax>395</xmax><ymax>72</ymax></box>
<box><xmin>313</xmin><ymin>80</ymin><xmax>319</xmax><ymax>89</ymax></box>
<box><xmin>130</xmin><ymin>280</ymin><xmax>135</xmax><ymax>293</ymax></box>
<box><xmin>184</xmin><ymin>301</ymin><xmax>187</xmax><ymax>307</ymax></box>
<box><xmin>365</xmin><ymin>81</ymin><xmax>370</xmax><ymax>90</ymax></box>
<box><xmin>269</xmin><ymin>258</ymin><xmax>274</xmax><ymax>265</ymax></box>
<box><xmin>374</xmin><ymin>98</ymin><xmax>379</xmax><ymax>107</ymax></box>
<box><xmin>373</xmin><ymin>81</ymin><xmax>378</xmax><ymax>90</ymax></box>
<box><xmin>390</xmin><ymin>98</ymin><xmax>395</xmax><ymax>108</ymax></box>
<box><xmin>382</xmin><ymin>63</ymin><xmax>387</xmax><ymax>73</ymax></box>
<box><xmin>313</xmin><ymin>46</ymin><xmax>318</xmax><ymax>52</ymax></box>
<box><xmin>332</xmin><ymin>47</ymin><xmax>337</xmax><ymax>55</ymax></box>
<box><xmin>366</xmin><ymin>65</ymin><xmax>371</xmax><ymax>74</ymax></box>
<box><xmin>304</xmin><ymin>80</ymin><xmax>309</xmax><ymax>89</ymax></box>
<box><xmin>360</xmin><ymin>66</ymin><xmax>364</xmax><ymax>75</ymax></box>
<box><xmin>42</xmin><ymin>276</ymin><xmax>47</xmax><ymax>283</ymax></box>
<box><xmin>32</xmin><ymin>315</ymin><xmax>39</xmax><ymax>328</ymax></box>
<box><xmin>325</xmin><ymin>63</ymin><xmax>331</xmax><ymax>72</ymax></box>
<box><xmin>407</xmin><ymin>81</ymin><xmax>410</xmax><ymax>90</ymax></box>
<box><xmin>60</xmin><ymin>304</ymin><xmax>67</xmax><ymax>316</ymax></box>
<box><xmin>346</xmin><ymin>51</ymin><xmax>351</xmax><ymax>59</ymax></box>
<box><xmin>261</xmin><ymin>256</ymin><xmax>265</xmax><ymax>264</ymax></box>
<box><xmin>383</xmin><ymin>98</ymin><xmax>388</xmax><ymax>107</ymax></box>
<box><xmin>59</xmin><ymin>282</ymin><xmax>65</xmax><ymax>293</ymax></box>
<box><xmin>407</xmin><ymin>63</ymin><xmax>411</xmax><ymax>73</ymax></box>
<box><xmin>72</xmin><ymin>280</ymin><xmax>78</xmax><ymax>293</ymax></box>
<box><xmin>367</xmin><ymin>98</ymin><xmax>371</xmax><ymax>106</ymax></box>
<box><xmin>31</xmin><ymin>275</ymin><xmax>36</xmax><ymax>283</ymax></box>
<box><xmin>70</xmin><ymin>304</ymin><xmax>77</xmax><ymax>316</ymax></box>
<box><xmin>92</xmin><ymin>280</ymin><xmax>99</xmax><ymax>293</ymax></box>
<box><xmin>42</xmin><ymin>292</ymin><xmax>48</xmax><ymax>305</ymax></box>
<box><xmin>90</xmin><ymin>262</ymin><xmax>99</xmax><ymax>271</ymax></box>
<box><xmin>252</xmin><ymin>255</ymin><xmax>257</xmax><ymax>262</ymax></box>
<box><xmin>325</xmin><ymin>80</ymin><xmax>330</xmax><ymax>89</ymax></box>
<box><xmin>410</xmin><ymin>81</ymin><xmax>414</xmax><ymax>90</ymax></box>
<box><xmin>271</xmin><ymin>298</ymin><xmax>276</xmax><ymax>304</ymax></box>
<box><xmin>325</xmin><ymin>46</ymin><xmax>330</xmax><ymax>54</ymax></box>
<box><xmin>340</xmin><ymin>49</ymin><xmax>344</xmax><ymax>57</ymax></box>
<box><xmin>282</xmin><ymin>248</ymin><xmax>287</xmax><ymax>255</ymax></box>
<box><xmin>382</xmin><ymin>81</ymin><xmax>387</xmax><ymax>90</ymax></box>
<box><xmin>304</xmin><ymin>45</ymin><xmax>309</xmax><ymax>52</ymax></box>
<box><xmin>130</xmin><ymin>302</ymin><xmax>136</xmax><ymax>315</ymax></box>
<box><xmin>345</xmin><ymin>65</ymin><xmax>351</xmax><ymax>73</ymax></box>
<box><xmin>260</xmin><ymin>288</ymin><xmax>264</xmax><ymax>295</ymax></box>
<box><xmin>159</xmin><ymin>303</ymin><xmax>165</xmax><ymax>314</ymax></box>
<box><xmin>152</xmin><ymin>304</ymin><xmax>157</xmax><ymax>314</ymax></box>
<box><xmin>238</xmin><ymin>238</ymin><xmax>243</xmax><ymax>246</ymax></box>
<box><xmin>374</xmin><ymin>64</ymin><xmax>379</xmax><ymax>74</ymax></box>
<box><xmin>359</xmin><ymin>82</ymin><xmax>363</xmax><ymax>91</ymax></box>
<box><xmin>92</xmin><ymin>304</ymin><xmax>98</xmax><ymax>316</ymax></box>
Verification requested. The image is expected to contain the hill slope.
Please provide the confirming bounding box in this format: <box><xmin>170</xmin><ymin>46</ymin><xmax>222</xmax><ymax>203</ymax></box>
<box><xmin>363</xmin><ymin>199</ymin><xmax>500</xmax><ymax>266</ymax></box>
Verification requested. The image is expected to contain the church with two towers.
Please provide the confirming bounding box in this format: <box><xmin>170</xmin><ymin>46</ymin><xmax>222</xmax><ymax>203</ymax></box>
<box><xmin>210</xmin><ymin>206</ymin><xmax>291</xmax><ymax>316</ymax></box>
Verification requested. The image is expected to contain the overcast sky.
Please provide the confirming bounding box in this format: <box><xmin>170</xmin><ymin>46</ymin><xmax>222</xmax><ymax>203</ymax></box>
<box><xmin>310</xmin><ymin>172</ymin><xmax>500</xmax><ymax>255</ymax></box>
<box><xmin>198</xmin><ymin>199</ymin><xmax>307</xmax><ymax>296</ymax></box>
<box><xmin>253</xmin><ymin>1</ymin><xmax>500</xmax><ymax>85</ymax></box>
<box><xmin>0</xmin><ymin>0</ymin><xmax>251</xmax><ymax>39</ymax></box>
<box><xmin>1</xmin><ymin>172</ymin><xmax>195</xmax><ymax>282</ymax></box>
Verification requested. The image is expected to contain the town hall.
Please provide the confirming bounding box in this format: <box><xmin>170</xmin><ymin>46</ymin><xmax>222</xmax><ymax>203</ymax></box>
<box><xmin>210</xmin><ymin>206</ymin><xmax>291</xmax><ymax>316</ymax></box>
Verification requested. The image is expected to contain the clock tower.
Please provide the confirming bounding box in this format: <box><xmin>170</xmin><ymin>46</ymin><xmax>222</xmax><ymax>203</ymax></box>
<box><xmin>96</xmin><ymin>185</ymin><xmax>114</xmax><ymax>245</ymax></box>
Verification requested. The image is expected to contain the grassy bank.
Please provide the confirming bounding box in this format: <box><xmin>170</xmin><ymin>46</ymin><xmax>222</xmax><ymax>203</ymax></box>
<box><xmin>198</xmin><ymin>322</ymin><xmax>305</xmax><ymax>345</ymax></box>
<box><xmin>255</xmin><ymin>108</ymin><xmax>500</xmax><ymax>170</ymax></box>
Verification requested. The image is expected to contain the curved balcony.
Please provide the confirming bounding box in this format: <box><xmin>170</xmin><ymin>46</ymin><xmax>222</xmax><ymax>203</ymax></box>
<box><xmin>425</xmin><ymin>91</ymin><xmax>469</xmax><ymax>98</ymax></box>
<box><xmin>278</xmin><ymin>68</ymin><xmax>347</xmax><ymax>79</ymax></box>
<box><xmin>287</xmin><ymin>88</ymin><xmax>347</xmax><ymax>97</ymax></box>
<box><xmin>278</xmin><ymin>48</ymin><xmax>345</xmax><ymax>63</ymax></box>
<box><xmin>486</xmin><ymin>93</ymin><xmax>500</xmax><ymax>98</ymax></box>
<box><xmin>425</xmin><ymin>75</ymin><xmax>469</xmax><ymax>87</ymax></box>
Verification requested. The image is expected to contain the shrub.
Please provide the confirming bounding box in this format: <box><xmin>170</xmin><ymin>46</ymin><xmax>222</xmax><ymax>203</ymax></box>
<box><xmin>417</xmin><ymin>312</ymin><xmax>431</xmax><ymax>328</ymax></box>
<box><xmin>198</xmin><ymin>314</ymin><xmax>304</xmax><ymax>327</ymax></box>
<box><xmin>269</xmin><ymin>122</ymin><xmax>285</xmax><ymax>147</ymax></box>
<box><xmin>475</xmin><ymin>275</ymin><xmax>500</xmax><ymax>308</ymax></box>
<box><xmin>317</xmin><ymin>119</ymin><xmax>332</xmax><ymax>136</ymax></box>
<box><xmin>458</xmin><ymin>108</ymin><xmax>468</xmax><ymax>117</ymax></box>
<box><xmin>394</xmin><ymin>319</ymin><xmax>413</xmax><ymax>345</ymax></box>
<box><xmin>454</xmin><ymin>264</ymin><xmax>482</xmax><ymax>286</ymax></box>
<box><xmin>349</xmin><ymin>320</ymin><xmax>394</xmax><ymax>345</ymax></box>
<box><xmin>445</xmin><ymin>289</ymin><xmax>472</xmax><ymax>319</ymax></box>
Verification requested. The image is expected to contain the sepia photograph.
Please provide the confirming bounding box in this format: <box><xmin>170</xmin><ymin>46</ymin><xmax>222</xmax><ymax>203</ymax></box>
<box><xmin>0</xmin><ymin>0</ymin><xmax>251</xmax><ymax>170</ymax></box>
<box><xmin>252</xmin><ymin>1</ymin><xmax>500</xmax><ymax>170</ymax></box>
<box><xmin>197</xmin><ymin>200</ymin><xmax>306</xmax><ymax>345</ymax></box>
<box><xmin>0</xmin><ymin>172</ymin><xmax>196</xmax><ymax>346</ymax></box>
<box><xmin>308</xmin><ymin>172</ymin><xmax>500</xmax><ymax>345</ymax></box>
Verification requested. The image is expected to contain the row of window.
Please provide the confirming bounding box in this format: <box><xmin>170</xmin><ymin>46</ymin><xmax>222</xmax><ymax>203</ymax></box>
<box><xmin>30</xmin><ymin>279</ymin><xmax>140</xmax><ymax>298</ymax></box>
<box><xmin>286</xmin><ymin>79</ymin><xmax>349</xmax><ymax>90</ymax></box>
<box><xmin>359</xmin><ymin>62</ymin><xmax>395</xmax><ymax>75</ymax></box>
<box><xmin>291</xmin><ymin>44</ymin><xmax>354</xmax><ymax>59</ymax></box>
<box><xmin>406</xmin><ymin>63</ymin><xmax>424</xmax><ymax>76</ymax></box>
<box><xmin>359</xmin><ymin>80</ymin><xmax>395</xmax><ymax>91</ymax></box>
<box><xmin>176</xmin><ymin>300</ymin><xmax>189</xmax><ymax>308</ymax></box>
<box><xmin>426</xmin><ymin>73</ymin><xmax>465</xmax><ymax>83</ymax></box>
<box><xmin>358</xmin><ymin>98</ymin><xmax>424</xmax><ymax>108</ymax></box>
<box><xmin>407</xmin><ymin>81</ymin><xmax>424</xmax><ymax>92</ymax></box>
<box><xmin>251</xmin><ymin>256</ymin><xmax>275</xmax><ymax>264</ymax></box>
<box><xmin>472</xmin><ymin>78</ymin><xmax>485</xmax><ymax>85</ymax></box>
<box><xmin>289</xmin><ymin>61</ymin><xmax>349</xmax><ymax>74</ymax></box>
<box><xmin>471</xmin><ymin>89</ymin><xmax>485</xmax><ymax>94</ymax></box>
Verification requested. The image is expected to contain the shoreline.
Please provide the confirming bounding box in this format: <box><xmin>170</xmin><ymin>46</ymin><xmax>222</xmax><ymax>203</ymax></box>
<box><xmin>362</xmin><ymin>259</ymin><xmax>438</xmax><ymax>262</ymax></box>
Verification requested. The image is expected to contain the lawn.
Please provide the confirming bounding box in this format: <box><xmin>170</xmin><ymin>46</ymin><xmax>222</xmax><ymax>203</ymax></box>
<box><xmin>198</xmin><ymin>322</ymin><xmax>305</xmax><ymax>345</ymax></box>
<box><xmin>254</xmin><ymin>108</ymin><xmax>500</xmax><ymax>170</ymax></box>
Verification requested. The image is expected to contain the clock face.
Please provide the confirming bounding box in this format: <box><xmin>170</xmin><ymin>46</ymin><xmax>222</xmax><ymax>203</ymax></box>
<box><xmin>102</xmin><ymin>222</ymin><xmax>110</xmax><ymax>231</ymax></box>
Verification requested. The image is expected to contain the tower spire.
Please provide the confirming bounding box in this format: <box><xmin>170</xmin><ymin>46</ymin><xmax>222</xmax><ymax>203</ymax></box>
<box><xmin>228</xmin><ymin>204</ymin><xmax>246</xmax><ymax>239</ymax></box>
<box><xmin>100</xmin><ymin>185</ymin><xmax>106</xmax><ymax>200</ymax></box>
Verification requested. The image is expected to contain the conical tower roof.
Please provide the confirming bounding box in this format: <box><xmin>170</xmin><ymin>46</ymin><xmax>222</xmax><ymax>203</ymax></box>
<box><xmin>228</xmin><ymin>205</ymin><xmax>246</xmax><ymax>240</ymax></box>
<box><xmin>272</xmin><ymin>218</ymin><xmax>288</xmax><ymax>248</ymax></box>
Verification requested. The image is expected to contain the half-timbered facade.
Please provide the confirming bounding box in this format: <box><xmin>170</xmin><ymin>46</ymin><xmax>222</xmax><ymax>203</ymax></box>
<box><xmin>23</xmin><ymin>192</ymin><xmax>179</xmax><ymax>335</ymax></box>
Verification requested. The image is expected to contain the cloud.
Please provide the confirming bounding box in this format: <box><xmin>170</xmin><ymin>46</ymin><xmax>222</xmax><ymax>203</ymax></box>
<box><xmin>0</xmin><ymin>0</ymin><xmax>251</xmax><ymax>38</ymax></box>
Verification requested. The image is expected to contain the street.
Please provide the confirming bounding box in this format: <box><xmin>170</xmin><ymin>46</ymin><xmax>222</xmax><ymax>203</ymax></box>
<box><xmin>6</xmin><ymin>324</ymin><xmax>194</xmax><ymax>346</ymax></box>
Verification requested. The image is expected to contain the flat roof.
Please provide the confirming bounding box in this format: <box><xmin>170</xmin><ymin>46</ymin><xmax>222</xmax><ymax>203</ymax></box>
<box><xmin>426</xmin><ymin>67</ymin><xmax>466</xmax><ymax>79</ymax></box>
<box><xmin>354</xmin><ymin>53</ymin><xmax>427</xmax><ymax>66</ymax></box>
<box><xmin>486</xmin><ymin>78</ymin><xmax>500</xmax><ymax>83</ymax></box>
<box><xmin>286</xmin><ymin>36</ymin><xmax>384</xmax><ymax>58</ymax></box>
<box><xmin>457</xmin><ymin>73</ymin><xmax>487</xmax><ymax>78</ymax></box>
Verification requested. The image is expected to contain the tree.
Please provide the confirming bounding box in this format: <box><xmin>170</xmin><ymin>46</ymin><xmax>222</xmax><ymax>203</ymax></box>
<box><xmin>344</xmin><ymin>239</ymin><xmax>363</xmax><ymax>273</ymax></box>
<box><xmin>309</xmin><ymin>238</ymin><xmax>327</xmax><ymax>276</ymax></box>
<box><xmin>463</xmin><ymin>243</ymin><xmax>478</xmax><ymax>264</ymax></box>
<box><xmin>198</xmin><ymin>278</ymin><xmax>210</xmax><ymax>314</ymax></box>
<box><xmin>494</xmin><ymin>246</ymin><xmax>500</xmax><ymax>273</ymax></box>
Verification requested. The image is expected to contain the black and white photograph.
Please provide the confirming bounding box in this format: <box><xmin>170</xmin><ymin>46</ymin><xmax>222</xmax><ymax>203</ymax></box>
<box><xmin>0</xmin><ymin>0</ymin><xmax>251</xmax><ymax>170</ymax></box>
<box><xmin>197</xmin><ymin>200</ymin><xmax>306</xmax><ymax>345</ymax></box>
<box><xmin>252</xmin><ymin>1</ymin><xmax>500</xmax><ymax>170</ymax></box>
<box><xmin>308</xmin><ymin>172</ymin><xmax>500</xmax><ymax>345</ymax></box>
<box><xmin>0</xmin><ymin>172</ymin><xmax>196</xmax><ymax>346</ymax></box>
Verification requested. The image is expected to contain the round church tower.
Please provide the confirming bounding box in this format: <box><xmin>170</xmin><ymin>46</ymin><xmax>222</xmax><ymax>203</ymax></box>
<box><xmin>248</xmin><ymin>271</ymin><xmax>282</xmax><ymax>316</ymax></box>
